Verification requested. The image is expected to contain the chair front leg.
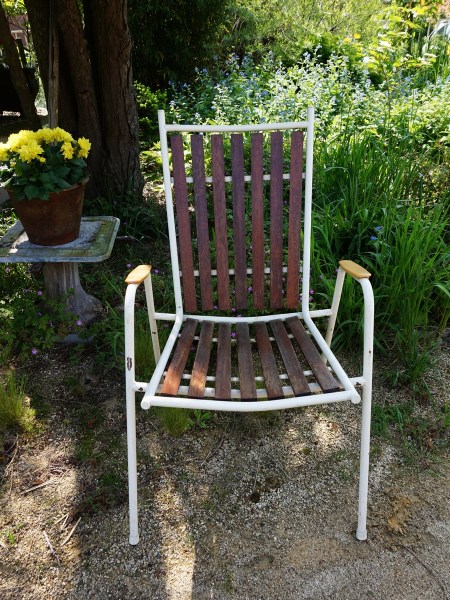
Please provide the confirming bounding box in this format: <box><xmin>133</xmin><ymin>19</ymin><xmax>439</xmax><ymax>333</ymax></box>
<box><xmin>124</xmin><ymin>282</ymin><xmax>140</xmax><ymax>544</ymax></box>
<box><xmin>126</xmin><ymin>380</ymin><xmax>139</xmax><ymax>545</ymax></box>
<box><xmin>356</xmin><ymin>276</ymin><xmax>374</xmax><ymax>541</ymax></box>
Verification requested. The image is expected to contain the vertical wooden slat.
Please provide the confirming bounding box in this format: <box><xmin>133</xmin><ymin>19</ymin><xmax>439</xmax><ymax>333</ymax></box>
<box><xmin>171</xmin><ymin>135</ymin><xmax>197</xmax><ymax>312</ymax></box>
<box><xmin>211</xmin><ymin>135</ymin><xmax>230</xmax><ymax>310</ymax></box>
<box><xmin>215</xmin><ymin>323</ymin><xmax>231</xmax><ymax>400</ymax></box>
<box><xmin>188</xmin><ymin>321</ymin><xmax>214</xmax><ymax>397</ymax></box>
<box><xmin>271</xmin><ymin>320</ymin><xmax>310</xmax><ymax>396</ymax></box>
<box><xmin>286</xmin><ymin>317</ymin><xmax>340</xmax><ymax>393</ymax></box>
<box><xmin>251</xmin><ymin>133</ymin><xmax>265</xmax><ymax>310</ymax></box>
<box><xmin>269</xmin><ymin>131</ymin><xmax>284</xmax><ymax>309</ymax></box>
<box><xmin>236</xmin><ymin>323</ymin><xmax>257</xmax><ymax>400</ymax></box>
<box><xmin>231</xmin><ymin>134</ymin><xmax>247</xmax><ymax>310</ymax></box>
<box><xmin>286</xmin><ymin>131</ymin><xmax>304</xmax><ymax>309</ymax></box>
<box><xmin>191</xmin><ymin>134</ymin><xmax>213</xmax><ymax>310</ymax></box>
<box><xmin>254</xmin><ymin>322</ymin><xmax>283</xmax><ymax>399</ymax></box>
<box><xmin>160</xmin><ymin>319</ymin><xmax>197</xmax><ymax>395</ymax></box>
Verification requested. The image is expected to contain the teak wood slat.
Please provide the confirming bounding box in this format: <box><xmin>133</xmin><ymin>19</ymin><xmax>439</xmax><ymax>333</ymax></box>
<box><xmin>191</xmin><ymin>134</ymin><xmax>213</xmax><ymax>310</ymax></box>
<box><xmin>215</xmin><ymin>323</ymin><xmax>232</xmax><ymax>400</ymax></box>
<box><xmin>286</xmin><ymin>130</ymin><xmax>303</xmax><ymax>309</ymax></box>
<box><xmin>171</xmin><ymin>135</ymin><xmax>197</xmax><ymax>312</ymax></box>
<box><xmin>271</xmin><ymin>320</ymin><xmax>311</xmax><ymax>396</ymax></box>
<box><xmin>211</xmin><ymin>135</ymin><xmax>231</xmax><ymax>310</ymax></box>
<box><xmin>269</xmin><ymin>132</ymin><xmax>284</xmax><ymax>308</ymax></box>
<box><xmin>254</xmin><ymin>322</ymin><xmax>284</xmax><ymax>399</ymax></box>
<box><xmin>188</xmin><ymin>321</ymin><xmax>214</xmax><ymax>397</ymax></box>
<box><xmin>236</xmin><ymin>322</ymin><xmax>257</xmax><ymax>400</ymax></box>
<box><xmin>286</xmin><ymin>317</ymin><xmax>340</xmax><ymax>393</ymax></box>
<box><xmin>231</xmin><ymin>134</ymin><xmax>248</xmax><ymax>309</ymax></box>
<box><xmin>251</xmin><ymin>133</ymin><xmax>265</xmax><ymax>310</ymax></box>
<box><xmin>161</xmin><ymin>319</ymin><xmax>197</xmax><ymax>395</ymax></box>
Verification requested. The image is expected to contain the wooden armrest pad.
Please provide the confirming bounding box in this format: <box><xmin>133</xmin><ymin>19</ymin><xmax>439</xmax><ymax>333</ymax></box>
<box><xmin>339</xmin><ymin>260</ymin><xmax>371</xmax><ymax>279</ymax></box>
<box><xmin>125</xmin><ymin>264</ymin><xmax>152</xmax><ymax>284</ymax></box>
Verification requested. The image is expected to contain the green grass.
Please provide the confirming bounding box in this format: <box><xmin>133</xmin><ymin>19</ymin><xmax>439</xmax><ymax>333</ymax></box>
<box><xmin>0</xmin><ymin>370</ymin><xmax>35</xmax><ymax>433</ymax></box>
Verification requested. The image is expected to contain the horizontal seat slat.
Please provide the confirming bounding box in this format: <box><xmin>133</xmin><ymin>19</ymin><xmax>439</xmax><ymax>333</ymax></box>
<box><xmin>188</xmin><ymin>321</ymin><xmax>214</xmax><ymax>397</ymax></box>
<box><xmin>254</xmin><ymin>322</ymin><xmax>284</xmax><ymax>399</ymax></box>
<box><xmin>236</xmin><ymin>323</ymin><xmax>257</xmax><ymax>401</ymax></box>
<box><xmin>215</xmin><ymin>323</ymin><xmax>232</xmax><ymax>400</ymax></box>
<box><xmin>287</xmin><ymin>317</ymin><xmax>341</xmax><ymax>393</ymax></box>
<box><xmin>271</xmin><ymin>320</ymin><xmax>311</xmax><ymax>396</ymax></box>
<box><xmin>160</xmin><ymin>319</ymin><xmax>197</xmax><ymax>395</ymax></box>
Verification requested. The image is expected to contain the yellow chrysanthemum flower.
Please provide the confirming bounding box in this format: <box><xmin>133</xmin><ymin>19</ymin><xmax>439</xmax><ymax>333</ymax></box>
<box><xmin>17</xmin><ymin>140</ymin><xmax>44</xmax><ymax>163</ymax></box>
<box><xmin>52</xmin><ymin>127</ymin><xmax>74</xmax><ymax>143</ymax></box>
<box><xmin>35</xmin><ymin>128</ymin><xmax>55</xmax><ymax>144</ymax></box>
<box><xmin>0</xmin><ymin>142</ymin><xmax>9</xmax><ymax>162</ymax></box>
<box><xmin>77</xmin><ymin>137</ymin><xmax>91</xmax><ymax>159</ymax></box>
<box><xmin>61</xmin><ymin>141</ymin><xmax>75</xmax><ymax>160</ymax></box>
<box><xmin>8</xmin><ymin>130</ymin><xmax>35</xmax><ymax>151</ymax></box>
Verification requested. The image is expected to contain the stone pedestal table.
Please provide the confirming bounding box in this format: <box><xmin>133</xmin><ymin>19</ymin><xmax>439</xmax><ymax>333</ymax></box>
<box><xmin>0</xmin><ymin>216</ymin><xmax>120</xmax><ymax>324</ymax></box>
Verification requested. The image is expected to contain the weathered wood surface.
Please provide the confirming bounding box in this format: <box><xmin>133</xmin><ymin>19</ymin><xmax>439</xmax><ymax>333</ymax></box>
<box><xmin>215</xmin><ymin>323</ymin><xmax>232</xmax><ymax>400</ymax></box>
<box><xmin>171</xmin><ymin>134</ymin><xmax>198</xmax><ymax>312</ymax></box>
<box><xmin>161</xmin><ymin>319</ymin><xmax>198</xmax><ymax>396</ymax></box>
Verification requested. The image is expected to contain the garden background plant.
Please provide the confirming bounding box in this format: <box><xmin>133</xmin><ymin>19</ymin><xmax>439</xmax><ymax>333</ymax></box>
<box><xmin>0</xmin><ymin>0</ymin><xmax>449</xmax><ymax>441</ymax></box>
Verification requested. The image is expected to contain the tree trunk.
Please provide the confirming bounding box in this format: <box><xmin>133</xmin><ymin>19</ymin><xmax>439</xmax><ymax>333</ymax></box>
<box><xmin>24</xmin><ymin>0</ymin><xmax>78</xmax><ymax>134</ymax></box>
<box><xmin>84</xmin><ymin>0</ymin><xmax>143</xmax><ymax>197</ymax></box>
<box><xmin>24</xmin><ymin>0</ymin><xmax>143</xmax><ymax>199</ymax></box>
<box><xmin>56</xmin><ymin>0</ymin><xmax>104</xmax><ymax>194</ymax></box>
<box><xmin>0</xmin><ymin>3</ymin><xmax>40</xmax><ymax>129</ymax></box>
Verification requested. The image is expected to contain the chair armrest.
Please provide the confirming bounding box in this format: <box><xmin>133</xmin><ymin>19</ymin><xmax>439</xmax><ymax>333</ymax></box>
<box><xmin>125</xmin><ymin>264</ymin><xmax>152</xmax><ymax>285</ymax></box>
<box><xmin>339</xmin><ymin>260</ymin><xmax>371</xmax><ymax>280</ymax></box>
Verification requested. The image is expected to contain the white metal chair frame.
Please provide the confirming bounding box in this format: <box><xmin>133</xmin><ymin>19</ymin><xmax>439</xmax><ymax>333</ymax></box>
<box><xmin>124</xmin><ymin>107</ymin><xmax>374</xmax><ymax>545</ymax></box>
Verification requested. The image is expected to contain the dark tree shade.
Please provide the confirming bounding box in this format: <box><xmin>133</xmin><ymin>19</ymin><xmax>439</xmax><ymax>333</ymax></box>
<box><xmin>0</xmin><ymin>3</ymin><xmax>40</xmax><ymax>129</ymax></box>
<box><xmin>24</xmin><ymin>0</ymin><xmax>143</xmax><ymax>198</ymax></box>
<box><xmin>128</xmin><ymin>0</ymin><xmax>230</xmax><ymax>87</ymax></box>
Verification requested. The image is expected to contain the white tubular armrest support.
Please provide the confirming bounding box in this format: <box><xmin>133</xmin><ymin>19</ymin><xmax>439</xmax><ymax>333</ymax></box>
<box><xmin>125</xmin><ymin>264</ymin><xmax>161</xmax><ymax>364</ymax></box>
<box><xmin>325</xmin><ymin>261</ymin><xmax>372</xmax><ymax>350</ymax></box>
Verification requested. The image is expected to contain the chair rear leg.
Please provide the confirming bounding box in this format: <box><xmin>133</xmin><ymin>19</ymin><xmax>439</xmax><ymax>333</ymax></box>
<box><xmin>356</xmin><ymin>380</ymin><xmax>372</xmax><ymax>541</ymax></box>
<box><xmin>126</xmin><ymin>384</ymin><xmax>139</xmax><ymax>545</ymax></box>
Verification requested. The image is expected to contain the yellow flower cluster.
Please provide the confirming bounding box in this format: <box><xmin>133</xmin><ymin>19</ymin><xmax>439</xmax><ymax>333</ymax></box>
<box><xmin>17</xmin><ymin>139</ymin><xmax>45</xmax><ymax>163</ymax></box>
<box><xmin>35</xmin><ymin>127</ymin><xmax>74</xmax><ymax>144</ymax></box>
<box><xmin>77</xmin><ymin>137</ymin><xmax>91</xmax><ymax>159</ymax></box>
<box><xmin>61</xmin><ymin>141</ymin><xmax>75</xmax><ymax>160</ymax></box>
<box><xmin>0</xmin><ymin>127</ymin><xmax>91</xmax><ymax>165</ymax></box>
<box><xmin>0</xmin><ymin>142</ymin><xmax>9</xmax><ymax>162</ymax></box>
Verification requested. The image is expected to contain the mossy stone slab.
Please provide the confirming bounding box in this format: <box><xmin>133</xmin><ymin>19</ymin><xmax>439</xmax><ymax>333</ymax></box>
<box><xmin>0</xmin><ymin>216</ymin><xmax>120</xmax><ymax>263</ymax></box>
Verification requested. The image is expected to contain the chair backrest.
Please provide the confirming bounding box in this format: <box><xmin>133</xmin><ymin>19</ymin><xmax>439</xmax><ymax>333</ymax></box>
<box><xmin>158</xmin><ymin>108</ymin><xmax>315</xmax><ymax>316</ymax></box>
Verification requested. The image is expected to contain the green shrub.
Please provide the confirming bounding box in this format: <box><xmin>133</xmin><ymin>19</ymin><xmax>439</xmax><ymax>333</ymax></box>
<box><xmin>166</xmin><ymin>50</ymin><xmax>450</xmax><ymax>379</ymax></box>
<box><xmin>134</xmin><ymin>83</ymin><xmax>167</xmax><ymax>142</ymax></box>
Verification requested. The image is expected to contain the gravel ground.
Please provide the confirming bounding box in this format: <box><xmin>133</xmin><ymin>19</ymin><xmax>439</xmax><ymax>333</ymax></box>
<box><xmin>1</xmin><ymin>349</ymin><xmax>449</xmax><ymax>600</ymax></box>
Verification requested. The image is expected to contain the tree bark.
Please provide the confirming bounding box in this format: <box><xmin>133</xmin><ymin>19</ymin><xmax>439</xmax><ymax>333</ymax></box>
<box><xmin>0</xmin><ymin>3</ymin><xmax>40</xmax><ymax>129</ymax></box>
<box><xmin>24</xmin><ymin>0</ymin><xmax>78</xmax><ymax>134</ymax></box>
<box><xmin>84</xmin><ymin>0</ymin><xmax>143</xmax><ymax>197</ymax></box>
<box><xmin>24</xmin><ymin>0</ymin><xmax>143</xmax><ymax>199</ymax></box>
<box><xmin>56</xmin><ymin>0</ymin><xmax>104</xmax><ymax>195</ymax></box>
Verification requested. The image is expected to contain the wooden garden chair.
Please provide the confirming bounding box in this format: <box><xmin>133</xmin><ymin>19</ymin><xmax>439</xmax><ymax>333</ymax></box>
<box><xmin>124</xmin><ymin>108</ymin><xmax>374</xmax><ymax>545</ymax></box>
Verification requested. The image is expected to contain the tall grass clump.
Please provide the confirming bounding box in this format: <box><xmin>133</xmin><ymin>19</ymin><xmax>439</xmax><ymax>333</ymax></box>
<box><xmin>0</xmin><ymin>371</ymin><xmax>35</xmax><ymax>433</ymax></box>
<box><xmin>166</xmin><ymin>50</ymin><xmax>450</xmax><ymax>381</ymax></box>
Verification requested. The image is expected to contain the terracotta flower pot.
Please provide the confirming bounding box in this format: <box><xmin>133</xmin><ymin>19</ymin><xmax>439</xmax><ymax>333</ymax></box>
<box><xmin>9</xmin><ymin>181</ymin><xmax>87</xmax><ymax>246</ymax></box>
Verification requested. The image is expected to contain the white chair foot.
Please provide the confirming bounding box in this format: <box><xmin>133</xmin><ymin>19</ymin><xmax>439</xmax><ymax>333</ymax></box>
<box><xmin>129</xmin><ymin>533</ymin><xmax>139</xmax><ymax>545</ymax></box>
<box><xmin>356</xmin><ymin>529</ymin><xmax>367</xmax><ymax>541</ymax></box>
